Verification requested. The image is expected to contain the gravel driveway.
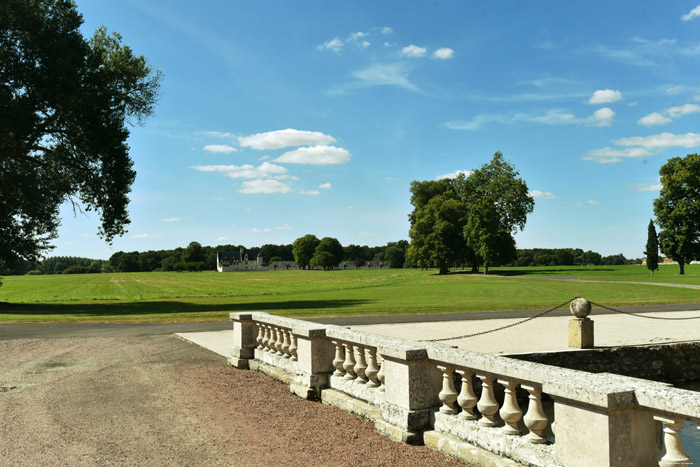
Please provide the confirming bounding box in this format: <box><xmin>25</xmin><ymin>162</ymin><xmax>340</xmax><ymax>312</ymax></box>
<box><xmin>0</xmin><ymin>334</ymin><xmax>461</xmax><ymax>466</ymax></box>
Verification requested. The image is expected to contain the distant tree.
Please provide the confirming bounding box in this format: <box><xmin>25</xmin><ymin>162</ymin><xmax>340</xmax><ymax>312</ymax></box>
<box><xmin>312</xmin><ymin>237</ymin><xmax>343</xmax><ymax>270</ymax></box>
<box><xmin>454</xmin><ymin>152</ymin><xmax>534</xmax><ymax>273</ymax></box>
<box><xmin>383</xmin><ymin>243</ymin><xmax>406</xmax><ymax>268</ymax></box>
<box><xmin>645</xmin><ymin>219</ymin><xmax>659</xmax><ymax>275</ymax></box>
<box><xmin>292</xmin><ymin>234</ymin><xmax>320</xmax><ymax>270</ymax></box>
<box><xmin>182</xmin><ymin>242</ymin><xmax>205</xmax><ymax>264</ymax></box>
<box><xmin>0</xmin><ymin>0</ymin><xmax>162</xmax><ymax>283</ymax></box>
<box><xmin>653</xmin><ymin>154</ymin><xmax>700</xmax><ymax>275</ymax></box>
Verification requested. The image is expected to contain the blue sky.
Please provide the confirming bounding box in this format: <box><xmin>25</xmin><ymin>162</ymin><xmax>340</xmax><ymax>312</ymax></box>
<box><xmin>53</xmin><ymin>1</ymin><xmax>700</xmax><ymax>260</ymax></box>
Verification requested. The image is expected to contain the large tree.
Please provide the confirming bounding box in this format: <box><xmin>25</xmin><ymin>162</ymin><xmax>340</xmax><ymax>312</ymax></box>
<box><xmin>0</xmin><ymin>0</ymin><xmax>162</xmax><ymax>275</ymax></box>
<box><xmin>454</xmin><ymin>152</ymin><xmax>534</xmax><ymax>274</ymax></box>
<box><xmin>292</xmin><ymin>234</ymin><xmax>320</xmax><ymax>270</ymax></box>
<box><xmin>645</xmin><ymin>219</ymin><xmax>659</xmax><ymax>275</ymax></box>
<box><xmin>311</xmin><ymin>237</ymin><xmax>343</xmax><ymax>270</ymax></box>
<box><xmin>653</xmin><ymin>154</ymin><xmax>700</xmax><ymax>275</ymax></box>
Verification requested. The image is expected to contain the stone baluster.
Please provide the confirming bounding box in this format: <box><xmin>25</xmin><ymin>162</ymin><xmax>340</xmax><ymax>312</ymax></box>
<box><xmin>289</xmin><ymin>333</ymin><xmax>298</xmax><ymax>361</ymax></box>
<box><xmin>522</xmin><ymin>384</ymin><xmax>548</xmax><ymax>444</ymax></box>
<box><xmin>655</xmin><ymin>416</ymin><xmax>691</xmax><ymax>466</ymax></box>
<box><xmin>262</xmin><ymin>325</ymin><xmax>271</xmax><ymax>351</ymax></box>
<box><xmin>282</xmin><ymin>329</ymin><xmax>291</xmax><ymax>358</ymax></box>
<box><xmin>476</xmin><ymin>374</ymin><xmax>499</xmax><ymax>427</ymax></box>
<box><xmin>256</xmin><ymin>323</ymin><xmax>264</xmax><ymax>349</ymax></box>
<box><xmin>343</xmin><ymin>343</ymin><xmax>356</xmax><ymax>380</ymax></box>
<box><xmin>365</xmin><ymin>348</ymin><xmax>380</xmax><ymax>388</ymax></box>
<box><xmin>437</xmin><ymin>365</ymin><xmax>458</xmax><ymax>414</ymax></box>
<box><xmin>498</xmin><ymin>379</ymin><xmax>522</xmax><ymax>435</ymax></box>
<box><xmin>456</xmin><ymin>369</ymin><xmax>478</xmax><ymax>420</ymax></box>
<box><xmin>354</xmin><ymin>345</ymin><xmax>368</xmax><ymax>384</ymax></box>
<box><xmin>275</xmin><ymin>327</ymin><xmax>285</xmax><ymax>355</ymax></box>
<box><xmin>376</xmin><ymin>355</ymin><xmax>385</xmax><ymax>391</ymax></box>
<box><xmin>332</xmin><ymin>341</ymin><xmax>345</xmax><ymax>376</ymax></box>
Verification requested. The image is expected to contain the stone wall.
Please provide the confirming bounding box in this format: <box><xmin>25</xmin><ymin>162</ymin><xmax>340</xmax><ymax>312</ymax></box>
<box><xmin>509</xmin><ymin>342</ymin><xmax>700</xmax><ymax>385</ymax></box>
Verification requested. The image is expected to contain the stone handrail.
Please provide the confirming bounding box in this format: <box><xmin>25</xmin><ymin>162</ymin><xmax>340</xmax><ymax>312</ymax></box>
<box><xmin>230</xmin><ymin>312</ymin><xmax>699</xmax><ymax>466</ymax></box>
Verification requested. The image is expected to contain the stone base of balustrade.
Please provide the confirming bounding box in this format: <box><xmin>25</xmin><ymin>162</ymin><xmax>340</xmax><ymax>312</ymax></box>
<box><xmin>227</xmin><ymin>356</ymin><xmax>249</xmax><ymax>369</ymax></box>
<box><xmin>321</xmin><ymin>389</ymin><xmax>422</xmax><ymax>445</ymax></box>
<box><xmin>432</xmin><ymin>412</ymin><xmax>560</xmax><ymax>467</ymax></box>
<box><xmin>248</xmin><ymin>359</ymin><xmax>294</xmax><ymax>386</ymax></box>
<box><xmin>424</xmin><ymin>430</ymin><xmax>522</xmax><ymax>467</ymax></box>
<box><xmin>254</xmin><ymin>348</ymin><xmax>297</xmax><ymax>373</ymax></box>
<box><xmin>248</xmin><ymin>356</ymin><xmax>328</xmax><ymax>401</ymax></box>
<box><xmin>328</xmin><ymin>375</ymin><xmax>385</xmax><ymax>406</ymax></box>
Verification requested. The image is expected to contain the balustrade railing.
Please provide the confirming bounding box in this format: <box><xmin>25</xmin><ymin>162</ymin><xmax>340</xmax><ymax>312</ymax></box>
<box><xmin>231</xmin><ymin>311</ymin><xmax>700</xmax><ymax>466</ymax></box>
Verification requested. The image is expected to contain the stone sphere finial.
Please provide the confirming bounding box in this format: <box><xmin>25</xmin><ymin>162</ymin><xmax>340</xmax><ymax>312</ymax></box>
<box><xmin>570</xmin><ymin>298</ymin><xmax>591</xmax><ymax>318</ymax></box>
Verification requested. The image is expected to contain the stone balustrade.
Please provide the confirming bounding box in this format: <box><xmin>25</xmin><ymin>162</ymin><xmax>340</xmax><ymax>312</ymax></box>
<box><xmin>230</xmin><ymin>311</ymin><xmax>700</xmax><ymax>466</ymax></box>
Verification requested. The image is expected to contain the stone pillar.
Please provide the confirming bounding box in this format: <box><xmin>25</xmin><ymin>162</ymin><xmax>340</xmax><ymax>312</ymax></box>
<box><xmin>376</xmin><ymin>344</ymin><xmax>441</xmax><ymax>444</ymax></box>
<box><xmin>568</xmin><ymin>297</ymin><xmax>594</xmax><ymax>349</ymax></box>
<box><xmin>229</xmin><ymin>312</ymin><xmax>259</xmax><ymax>369</ymax></box>
<box><xmin>290</xmin><ymin>327</ymin><xmax>335</xmax><ymax>400</ymax></box>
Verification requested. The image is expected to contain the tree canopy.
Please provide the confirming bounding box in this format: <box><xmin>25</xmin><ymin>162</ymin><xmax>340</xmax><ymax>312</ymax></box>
<box><xmin>653</xmin><ymin>154</ymin><xmax>700</xmax><ymax>275</ymax></box>
<box><xmin>292</xmin><ymin>234</ymin><xmax>320</xmax><ymax>270</ymax></box>
<box><xmin>408</xmin><ymin>152</ymin><xmax>533</xmax><ymax>274</ymax></box>
<box><xmin>0</xmin><ymin>0</ymin><xmax>162</xmax><ymax>272</ymax></box>
<box><xmin>645</xmin><ymin>219</ymin><xmax>659</xmax><ymax>275</ymax></box>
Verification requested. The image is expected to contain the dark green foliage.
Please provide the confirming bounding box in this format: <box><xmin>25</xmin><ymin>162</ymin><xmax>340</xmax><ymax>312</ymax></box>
<box><xmin>292</xmin><ymin>234</ymin><xmax>320</xmax><ymax>269</ymax></box>
<box><xmin>0</xmin><ymin>0</ymin><xmax>161</xmax><ymax>272</ymax></box>
<box><xmin>645</xmin><ymin>220</ymin><xmax>659</xmax><ymax>275</ymax></box>
<box><xmin>312</xmin><ymin>237</ymin><xmax>343</xmax><ymax>270</ymax></box>
<box><xmin>653</xmin><ymin>154</ymin><xmax>700</xmax><ymax>275</ymax></box>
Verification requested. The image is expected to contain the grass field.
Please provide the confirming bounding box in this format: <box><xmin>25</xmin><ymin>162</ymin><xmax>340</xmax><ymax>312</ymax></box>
<box><xmin>1</xmin><ymin>265</ymin><xmax>699</xmax><ymax>323</ymax></box>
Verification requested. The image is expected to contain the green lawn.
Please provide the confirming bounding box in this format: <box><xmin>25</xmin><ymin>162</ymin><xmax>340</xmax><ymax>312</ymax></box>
<box><xmin>1</xmin><ymin>265</ymin><xmax>699</xmax><ymax>323</ymax></box>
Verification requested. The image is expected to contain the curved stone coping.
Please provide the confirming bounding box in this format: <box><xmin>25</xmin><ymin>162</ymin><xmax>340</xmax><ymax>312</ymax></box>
<box><xmin>230</xmin><ymin>312</ymin><xmax>327</xmax><ymax>337</ymax></box>
<box><xmin>635</xmin><ymin>385</ymin><xmax>700</xmax><ymax>421</ymax></box>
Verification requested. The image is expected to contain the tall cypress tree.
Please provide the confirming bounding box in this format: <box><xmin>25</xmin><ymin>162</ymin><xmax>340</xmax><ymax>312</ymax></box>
<box><xmin>645</xmin><ymin>220</ymin><xmax>659</xmax><ymax>275</ymax></box>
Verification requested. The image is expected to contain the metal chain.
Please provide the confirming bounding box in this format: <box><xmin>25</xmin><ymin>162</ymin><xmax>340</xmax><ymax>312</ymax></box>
<box><xmin>422</xmin><ymin>298</ymin><xmax>576</xmax><ymax>342</ymax></box>
<box><xmin>589</xmin><ymin>301</ymin><xmax>700</xmax><ymax>321</ymax></box>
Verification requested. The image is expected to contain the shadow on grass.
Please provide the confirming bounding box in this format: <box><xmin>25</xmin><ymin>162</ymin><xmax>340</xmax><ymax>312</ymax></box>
<box><xmin>487</xmin><ymin>268</ymin><xmax>617</xmax><ymax>276</ymax></box>
<box><xmin>0</xmin><ymin>299</ymin><xmax>372</xmax><ymax>317</ymax></box>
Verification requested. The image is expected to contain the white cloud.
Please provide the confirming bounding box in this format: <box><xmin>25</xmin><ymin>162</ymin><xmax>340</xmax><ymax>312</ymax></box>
<box><xmin>275</xmin><ymin>224</ymin><xmax>293</xmax><ymax>230</ymax></box>
<box><xmin>132</xmin><ymin>233</ymin><xmax>164</xmax><ymax>239</ymax></box>
<box><xmin>614</xmin><ymin>132</ymin><xmax>700</xmax><ymax>149</ymax></box>
<box><xmin>583</xmin><ymin>146</ymin><xmax>654</xmax><ymax>163</ymax></box>
<box><xmin>436</xmin><ymin>170</ymin><xmax>472</xmax><ymax>180</ymax></box>
<box><xmin>432</xmin><ymin>48</ymin><xmax>454</xmax><ymax>59</ymax></box>
<box><xmin>300</xmin><ymin>189</ymin><xmax>320</xmax><ymax>195</ymax></box>
<box><xmin>352</xmin><ymin>63</ymin><xmax>418</xmax><ymax>91</ymax></box>
<box><xmin>216</xmin><ymin>236</ymin><xmax>229</xmax><ymax>241</ymax></box>
<box><xmin>357</xmin><ymin>232</ymin><xmax>379</xmax><ymax>237</ymax></box>
<box><xmin>444</xmin><ymin>115</ymin><xmax>508</xmax><ymax>131</ymax></box>
<box><xmin>201</xmin><ymin>131</ymin><xmax>235</xmax><ymax>138</ymax></box>
<box><xmin>590</xmin><ymin>107</ymin><xmax>615</xmax><ymax>126</ymax></box>
<box><xmin>161</xmin><ymin>217</ymin><xmax>182</xmax><ymax>222</ymax></box>
<box><xmin>381</xmin><ymin>27</ymin><xmax>393</xmax><ymax>34</ymax></box>
<box><xmin>274</xmin><ymin>145</ymin><xmax>351</xmax><ymax>165</ymax></box>
<box><xmin>317</xmin><ymin>37</ymin><xmax>344</xmax><ymax>52</ymax></box>
<box><xmin>634</xmin><ymin>182</ymin><xmax>662</xmax><ymax>192</ymax></box>
<box><xmin>638</xmin><ymin>112</ymin><xmax>671</xmax><ymax>126</ymax></box>
<box><xmin>239</xmin><ymin>129</ymin><xmax>336</xmax><ymax>150</ymax></box>
<box><xmin>516</xmin><ymin>109</ymin><xmax>577</xmax><ymax>125</ymax></box>
<box><xmin>588</xmin><ymin>89</ymin><xmax>622</xmax><ymax>104</ymax></box>
<box><xmin>529</xmin><ymin>190</ymin><xmax>559</xmax><ymax>199</ymax></box>
<box><xmin>250</xmin><ymin>228</ymin><xmax>272</xmax><ymax>233</ymax></box>
<box><xmin>239</xmin><ymin>179</ymin><xmax>293</xmax><ymax>194</ymax></box>
<box><xmin>192</xmin><ymin>162</ymin><xmax>288</xmax><ymax>179</ymax></box>
<box><xmin>401</xmin><ymin>44</ymin><xmax>427</xmax><ymax>57</ymax></box>
<box><xmin>667</xmin><ymin>86</ymin><xmax>685</xmax><ymax>95</ymax></box>
<box><xmin>204</xmin><ymin>144</ymin><xmax>238</xmax><ymax>154</ymax></box>
<box><xmin>319</xmin><ymin>182</ymin><xmax>332</xmax><ymax>189</ymax></box>
<box><xmin>587</xmin><ymin>200</ymin><xmax>600</xmax><ymax>205</ymax></box>
<box><xmin>665</xmin><ymin>103</ymin><xmax>700</xmax><ymax>118</ymax></box>
<box><xmin>682</xmin><ymin>5</ymin><xmax>700</xmax><ymax>21</ymax></box>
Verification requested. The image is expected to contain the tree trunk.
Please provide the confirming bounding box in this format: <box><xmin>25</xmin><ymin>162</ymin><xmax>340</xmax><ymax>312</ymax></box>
<box><xmin>483</xmin><ymin>264</ymin><xmax>489</xmax><ymax>275</ymax></box>
<box><xmin>679</xmin><ymin>260</ymin><xmax>685</xmax><ymax>275</ymax></box>
<box><xmin>439</xmin><ymin>266</ymin><xmax>448</xmax><ymax>275</ymax></box>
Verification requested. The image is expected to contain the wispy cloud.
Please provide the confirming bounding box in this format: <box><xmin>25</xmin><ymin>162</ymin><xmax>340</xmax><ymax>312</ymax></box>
<box><xmin>132</xmin><ymin>233</ymin><xmax>164</xmax><ymax>239</ymax></box>
<box><xmin>631</xmin><ymin>180</ymin><xmax>662</xmax><ymax>192</ymax></box>
<box><xmin>192</xmin><ymin>162</ymin><xmax>288</xmax><ymax>179</ymax></box>
<box><xmin>588</xmin><ymin>89</ymin><xmax>622</xmax><ymax>104</ymax></box>
<box><xmin>161</xmin><ymin>217</ymin><xmax>182</xmax><ymax>222</ymax></box>
<box><xmin>584</xmin><ymin>132</ymin><xmax>700</xmax><ymax>163</ymax></box>
<box><xmin>446</xmin><ymin>107</ymin><xmax>614</xmax><ymax>130</ymax></box>
<box><xmin>239</xmin><ymin>179</ymin><xmax>293</xmax><ymax>194</ymax></box>
<box><xmin>319</xmin><ymin>182</ymin><xmax>332</xmax><ymax>189</ymax></box>
<box><xmin>275</xmin><ymin>224</ymin><xmax>293</xmax><ymax>230</ymax></box>
<box><xmin>351</xmin><ymin>63</ymin><xmax>419</xmax><ymax>92</ymax></box>
<box><xmin>589</xmin><ymin>38</ymin><xmax>676</xmax><ymax>67</ymax></box>
<box><xmin>573</xmin><ymin>200</ymin><xmax>600</xmax><ymax>206</ymax></box>
<box><xmin>249</xmin><ymin>228</ymin><xmax>272</xmax><ymax>233</ymax></box>
<box><xmin>300</xmin><ymin>189</ymin><xmax>320</xmax><ymax>195</ymax></box>
<box><xmin>529</xmin><ymin>190</ymin><xmax>559</xmax><ymax>199</ymax></box>
<box><xmin>274</xmin><ymin>145</ymin><xmax>351</xmax><ymax>165</ymax></box>
<box><xmin>682</xmin><ymin>5</ymin><xmax>700</xmax><ymax>21</ymax></box>
<box><xmin>239</xmin><ymin>129</ymin><xmax>336</xmax><ymax>150</ymax></box>
<box><xmin>316</xmin><ymin>27</ymin><xmax>394</xmax><ymax>53</ymax></box>
<box><xmin>204</xmin><ymin>144</ymin><xmax>238</xmax><ymax>154</ymax></box>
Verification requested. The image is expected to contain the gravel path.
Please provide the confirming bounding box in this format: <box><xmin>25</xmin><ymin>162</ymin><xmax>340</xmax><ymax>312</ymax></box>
<box><xmin>0</xmin><ymin>334</ymin><xmax>462</xmax><ymax>466</ymax></box>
